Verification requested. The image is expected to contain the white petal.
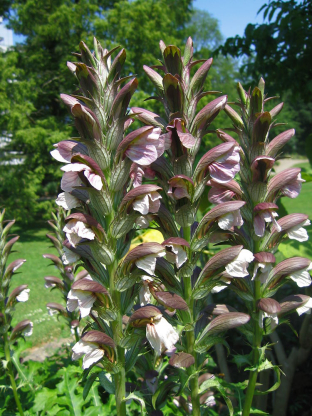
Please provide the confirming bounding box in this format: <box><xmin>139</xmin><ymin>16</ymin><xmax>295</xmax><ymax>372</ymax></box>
<box><xmin>51</xmin><ymin>148</ymin><xmax>69</xmax><ymax>163</ymax></box>
<box><xmin>211</xmin><ymin>284</ymin><xmax>229</xmax><ymax>293</ymax></box>
<box><xmin>154</xmin><ymin>317</ymin><xmax>179</xmax><ymax>352</ymax></box>
<box><xmin>72</xmin><ymin>340</ymin><xmax>97</xmax><ymax>360</ymax></box>
<box><xmin>172</xmin><ymin>244</ymin><xmax>187</xmax><ymax>268</ymax></box>
<box><xmin>56</xmin><ymin>192</ymin><xmax>81</xmax><ymax>210</ymax></box>
<box><xmin>146</xmin><ymin>323</ymin><xmax>162</xmax><ymax>355</ymax></box>
<box><xmin>136</xmin><ymin>254</ymin><xmax>157</xmax><ymax>275</ymax></box>
<box><xmin>139</xmin><ymin>285</ymin><xmax>152</xmax><ymax>306</ymax></box>
<box><xmin>289</xmin><ymin>269</ymin><xmax>312</xmax><ymax>287</ymax></box>
<box><xmin>288</xmin><ymin>225</ymin><xmax>309</xmax><ymax>242</ymax></box>
<box><xmin>23</xmin><ymin>322</ymin><xmax>33</xmax><ymax>337</ymax></box>
<box><xmin>61</xmin><ymin>163</ymin><xmax>89</xmax><ymax>172</ymax></box>
<box><xmin>218</xmin><ymin>212</ymin><xmax>234</xmax><ymax>230</ymax></box>
<box><xmin>67</xmin><ymin>297</ymin><xmax>79</xmax><ymax>313</ymax></box>
<box><xmin>238</xmin><ymin>249</ymin><xmax>254</xmax><ymax>263</ymax></box>
<box><xmin>83</xmin><ymin>348</ymin><xmax>104</xmax><ymax>369</ymax></box>
<box><xmin>62</xmin><ymin>247</ymin><xmax>80</xmax><ymax>265</ymax></box>
<box><xmin>61</xmin><ymin>171</ymin><xmax>83</xmax><ymax>192</ymax></box>
<box><xmin>133</xmin><ymin>194</ymin><xmax>150</xmax><ymax>215</ymax></box>
<box><xmin>84</xmin><ymin>170</ymin><xmax>103</xmax><ymax>190</ymax></box>
<box><xmin>297</xmin><ymin>298</ymin><xmax>312</xmax><ymax>316</ymax></box>
<box><xmin>16</xmin><ymin>289</ymin><xmax>30</xmax><ymax>302</ymax></box>
<box><xmin>47</xmin><ymin>307</ymin><xmax>58</xmax><ymax>316</ymax></box>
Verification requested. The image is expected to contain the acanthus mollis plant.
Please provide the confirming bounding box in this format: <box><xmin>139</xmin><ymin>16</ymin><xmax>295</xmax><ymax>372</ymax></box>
<box><xmin>43</xmin><ymin>207</ymin><xmax>88</xmax><ymax>341</ymax></box>
<box><xmin>0</xmin><ymin>209</ymin><xmax>32</xmax><ymax>416</ymax></box>
<box><xmin>51</xmin><ymin>38</ymin><xmax>178</xmax><ymax>415</ymax></box>
<box><xmin>130</xmin><ymin>38</ymin><xmax>254</xmax><ymax>415</ymax></box>
<box><xmin>214</xmin><ymin>79</ymin><xmax>311</xmax><ymax>415</ymax></box>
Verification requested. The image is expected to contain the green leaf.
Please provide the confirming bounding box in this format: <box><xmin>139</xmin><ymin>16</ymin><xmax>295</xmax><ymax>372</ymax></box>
<box><xmin>122</xmin><ymin>392</ymin><xmax>146</xmax><ymax>415</ymax></box>
<box><xmin>98</xmin><ymin>372</ymin><xmax>115</xmax><ymax>394</ymax></box>
<box><xmin>83</xmin><ymin>372</ymin><xmax>98</xmax><ymax>401</ymax></box>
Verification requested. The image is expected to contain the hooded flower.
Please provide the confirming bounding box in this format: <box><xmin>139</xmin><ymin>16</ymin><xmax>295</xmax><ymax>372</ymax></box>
<box><xmin>146</xmin><ymin>315</ymin><xmax>179</xmax><ymax>356</ymax></box>
<box><xmin>63</xmin><ymin>219</ymin><xmax>95</xmax><ymax>248</ymax></box>
<box><xmin>208</xmin><ymin>145</ymin><xmax>240</xmax><ymax>184</ymax></box>
<box><xmin>56</xmin><ymin>192</ymin><xmax>81</xmax><ymax>210</ymax></box>
<box><xmin>225</xmin><ymin>249</ymin><xmax>254</xmax><ymax>277</ymax></box>
<box><xmin>130</xmin><ymin>163</ymin><xmax>155</xmax><ymax>188</ymax></box>
<box><xmin>16</xmin><ymin>288</ymin><xmax>30</xmax><ymax>302</ymax></box>
<box><xmin>72</xmin><ymin>330</ymin><xmax>115</xmax><ymax>369</ymax></box>
<box><xmin>287</xmin><ymin>219</ymin><xmax>311</xmax><ymax>242</ymax></box>
<box><xmin>162</xmin><ymin>237</ymin><xmax>189</xmax><ymax>268</ymax></box>
<box><xmin>289</xmin><ymin>262</ymin><xmax>312</xmax><ymax>287</ymax></box>
<box><xmin>218</xmin><ymin>209</ymin><xmax>243</xmax><ymax>230</ymax></box>
<box><xmin>296</xmin><ymin>297</ymin><xmax>312</xmax><ymax>316</ymax></box>
<box><xmin>62</xmin><ymin>246</ymin><xmax>81</xmax><ymax>265</ymax></box>
<box><xmin>258</xmin><ymin>298</ymin><xmax>281</xmax><ymax>330</ymax></box>
<box><xmin>118</xmin><ymin>126</ymin><xmax>168</xmax><ymax>166</ymax></box>
<box><xmin>67</xmin><ymin>277</ymin><xmax>108</xmax><ymax>318</ymax></box>
<box><xmin>139</xmin><ymin>276</ymin><xmax>153</xmax><ymax>306</ymax></box>
<box><xmin>253</xmin><ymin>203</ymin><xmax>281</xmax><ymax>237</ymax></box>
<box><xmin>168</xmin><ymin>176</ymin><xmax>194</xmax><ymax>200</ymax></box>
<box><xmin>267</xmin><ymin>168</ymin><xmax>305</xmax><ymax>200</ymax></box>
<box><xmin>132</xmin><ymin>191</ymin><xmax>162</xmax><ymax>215</ymax></box>
<box><xmin>61</xmin><ymin>163</ymin><xmax>102</xmax><ymax>191</ymax></box>
<box><xmin>207</xmin><ymin>179</ymin><xmax>242</xmax><ymax>204</ymax></box>
<box><xmin>252</xmin><ymin>252</ymin><xmax>276</xmax><ymax>283</ymax></box>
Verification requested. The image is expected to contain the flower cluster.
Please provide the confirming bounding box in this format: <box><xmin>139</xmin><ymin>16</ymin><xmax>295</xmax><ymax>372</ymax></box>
<box><xmin>51</xmin><ymin>38</ymin><xmax>310</xmax><ymax>416</ymax></box>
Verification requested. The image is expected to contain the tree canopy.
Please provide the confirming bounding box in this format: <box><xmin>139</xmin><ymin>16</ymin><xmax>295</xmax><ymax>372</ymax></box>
<box><xmin>217</xmin><ymin>0</ymin><xmax>312</xmax><ymax>101</ymax></box>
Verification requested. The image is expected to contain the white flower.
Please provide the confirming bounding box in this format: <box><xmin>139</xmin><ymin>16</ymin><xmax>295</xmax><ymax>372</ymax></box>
<box><xmin>63</xmin><ymin>219</ymin><xmax>95</xmax><ymax>248</ymax></box>
<box><xmin>72</xmin><ymin>340</ymin><xmax>104</xmax><ymax>369</ymax></box>
<box><xmin>132</xmin><ymin>191</ymin><xmax>162</xmax><ymax>215</ymax></box>
<box><xmin>67</xmin><ymin>276</ymin><xmax>96</xmax><ymax>318</ymax></box>
<box><xmin>225</xmin><ymin>249</ymin><xmax>254</xmax><ymax>277</ymax></box>
<box><xmin>211</xmin><ymin>277</ymin><xmax>230</xmax><ymax>293</ymax></box>
<box><xmin>287</xmin><ymin>219</ymin><xmax>311</xmax><ymax>242</ymax></box>
<box><xmin>289</xmin><ymin>262</ymin><xmax>312</xmax><ymax>287</ymax></box>
<box><xmin>139</xmin><ymin>276</ymin><xmax>153</xmax><ymax>306</ymax></box>
<box><xmin>16</xmin><ymin>288</ymin><xmax>30</xmax><ymax>302</ymax></box>
<box><xmin>297</xmin><ymin>297</ymin><xmax>312</xmax><ymax>316</ymax></box>
<box><xmin>47</xmin><ymin>306</ymin><xmax>58</xmax><ymax>316</ymax></box>
<box><xmin>252</xmin><ymin>262</ymin><xmax>273</xmax><ymax>283</ymax></box>
<box><xmin>146</xmin><ymin>316</ymin><xmax>179</xmax><ymax>356</ymax></box>
<box><xmin>164</xmin><ymin>244</ymin><xmax>187</xmax><ymax>268</ymax></box>
<box><xmin>61</xmin><ymin>163</ymin><xmax>103</xmax><ymax>191</ymax></box>
<box><xmin>218</xmin><ymin>210</ymin><xmax>243</xmax><ymax>230</ymax></box>
<box><xmin>62</xmin><ymin>247</ymin><xmax>80</xmax><ymax>265</ymax></box>
<box><xmin>135</xmin><ymin>251</ymin><xmax>166</xmax><ymax>275</ymax></box>
<box><xmin>56</xmin><ymin>192</ymin><xmax>81</xmax><ymax>210</ymax></box>
<box><xmin>259</xmin><ymin>311</ymin><xmax>278</xmax><ymax>330</ymax></box>
<box><xmin>23</xmin><ymin>322</ymin><xmax>33</xmax><ymax>337</ymax></box>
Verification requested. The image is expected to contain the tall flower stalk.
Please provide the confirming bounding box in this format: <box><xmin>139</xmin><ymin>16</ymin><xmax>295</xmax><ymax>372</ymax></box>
<box><xmin>43</xmin><ymin>208</ymin><xmax>85</xmax><ymax>341</ymax></box>
<box><xmin>220</xmin><ymin>79</ymin><xmax>311</xmax><ymax>415</ymax></box>
<box><xmin>132</xmin><ymin>38</ymin><xmax>253</xmax><ymax>415</ymax></box>
<box><xmin>0</xmin><ymin>209</ymin><xmax>32</xmax><ymax>416</ymax></box>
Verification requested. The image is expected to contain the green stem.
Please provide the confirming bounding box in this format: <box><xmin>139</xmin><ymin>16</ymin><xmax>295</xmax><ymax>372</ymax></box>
<box><xmin>3</xmin><ymin>331</ymin><xmax>24</xmax><ymax>416</ymax></box>
<box><xmin>242</xmin><ymin>279</ymin><xmax>262</xmax><ymax>416</ymax></box>
<box><xmin>108</xmin><ymin>256</ymin><xmax>126</xmax><ymax>416</ymax></box>
<box><xmin>183</xmin><ymin>226</ymin><xmax>201</xmax><ymax>416</ymax></box>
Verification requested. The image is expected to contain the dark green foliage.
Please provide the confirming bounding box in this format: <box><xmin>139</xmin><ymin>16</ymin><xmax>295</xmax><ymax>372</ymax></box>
<box><xmin>217</xmin><ymin>0</ymin><xmax>312</xmax><ymax>101</ymax></box>
<box><xmin>216</xmin><ymin>0</ymin><xmax>312</xmax><ymax>157</ymax></box>
<box><xmin>0</xmin><ymin>0</ymin><xmax>192</xmax><ymax>223</ymax></box>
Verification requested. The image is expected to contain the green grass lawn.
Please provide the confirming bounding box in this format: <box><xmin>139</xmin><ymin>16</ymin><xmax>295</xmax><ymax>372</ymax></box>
<box><xmin>8</xmin><ymin>226</ymin><xmax>71</xmax><ymax>347</ymax></box>
<box><xmin>6</xmin><ymin>163</ymin><xmax>312</xmax><ymax>347</ymax></box>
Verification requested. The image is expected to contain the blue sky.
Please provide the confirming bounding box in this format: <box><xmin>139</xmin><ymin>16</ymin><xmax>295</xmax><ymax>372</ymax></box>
<box><xmin>1</xmin><ymin>0</ymin><xmax>267</xmax><ymax>46</ymax></box>
<box><xmin>194</xmin><ymin>0</ymin><xmax>266</xmax><ymax>39</ymax></box>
